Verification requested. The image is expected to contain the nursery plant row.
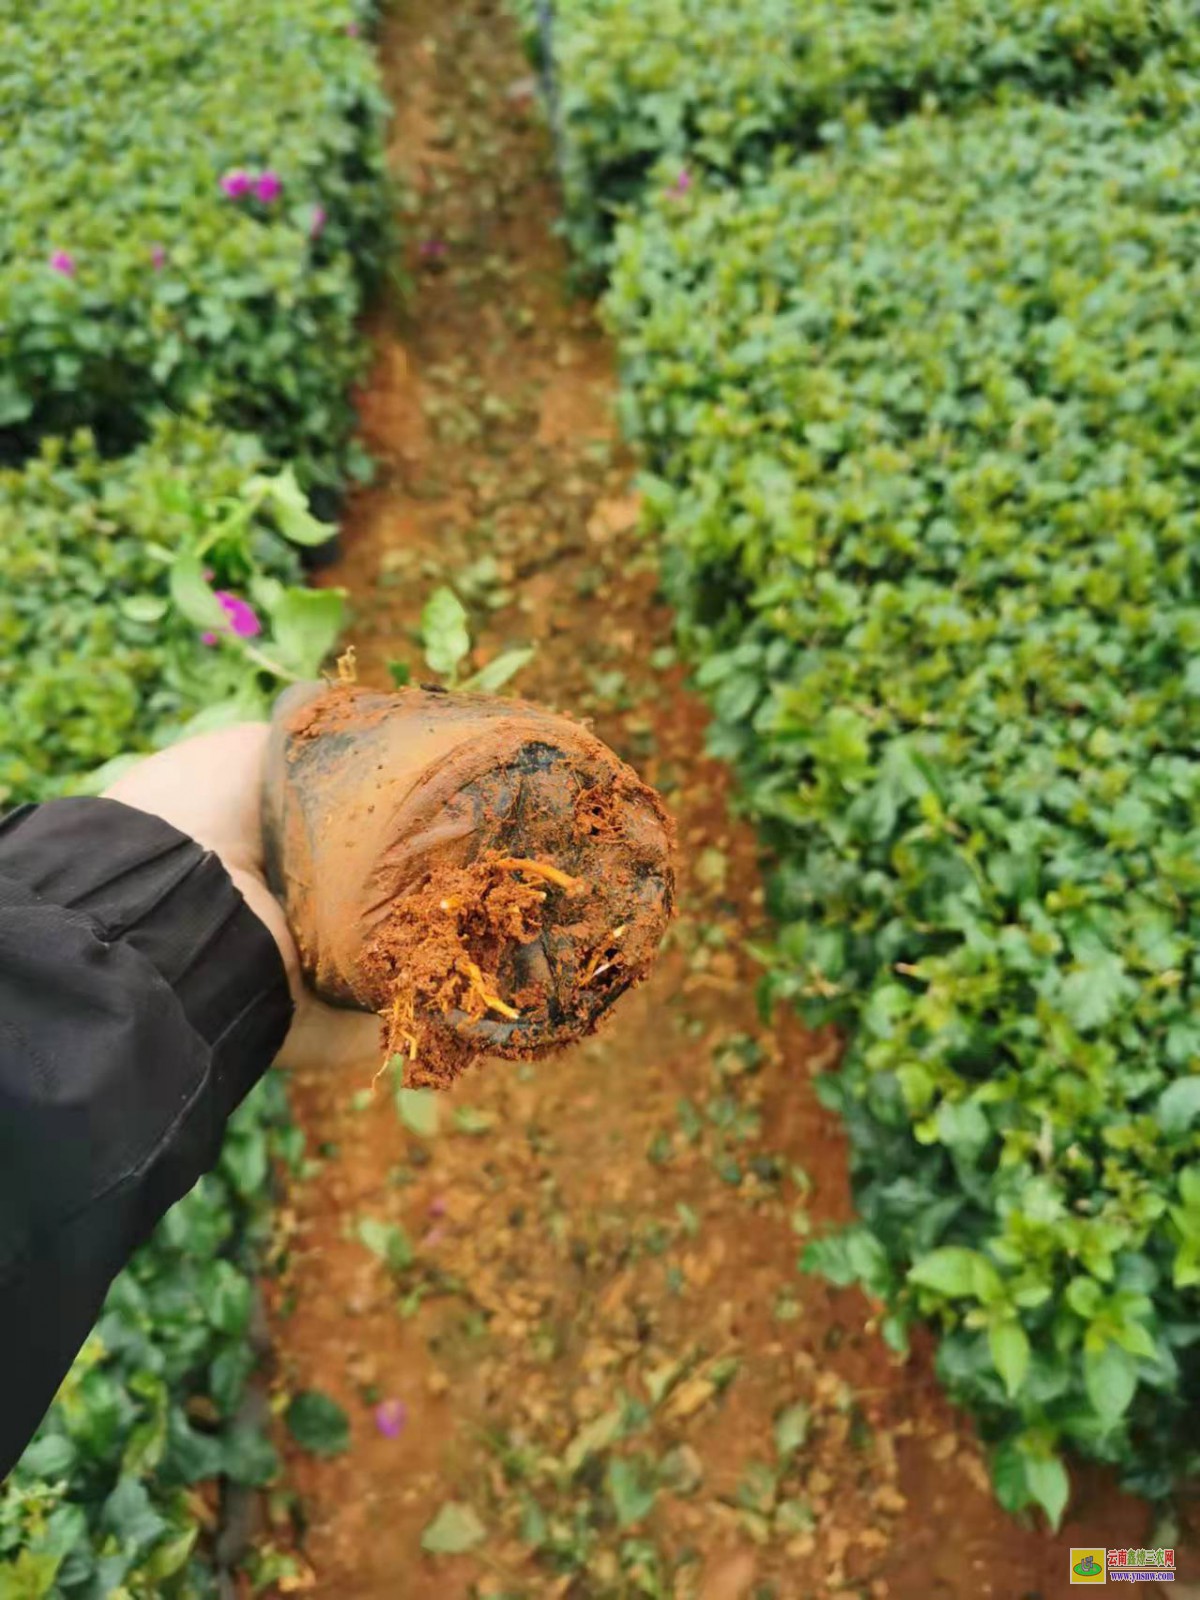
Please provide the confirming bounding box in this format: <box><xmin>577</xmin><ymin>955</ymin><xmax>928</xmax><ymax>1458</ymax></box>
<box><xmin>0</xmin><ymin>1</ymin><xmax>388</xmax><ymax>1591</ymax></box>
<box><xmin>532</xmin><ymin>0</ymin><xmax>1200</xmax><ymax>1525</ymax></box>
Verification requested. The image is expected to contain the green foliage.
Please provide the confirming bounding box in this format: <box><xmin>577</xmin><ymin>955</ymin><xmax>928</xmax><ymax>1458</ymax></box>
<box><xmin>604</xmin><ymin>90</ymin><xmax>1200</xmax><ymax>1510</ymax></box>
<box><xmin>0</xmin><ymin>419</ymin><xmax>346</xmax><ymax>807</ymax></box>
<box><xmin>285</xmin><ymin>1393</ymin><xmax>350</xmax><ymax>1459</ymax></box>
<box><xmin>0</xmin><ymin>0</ymin><xmax>389</xmax><ymax>486</ymax></box>
<box><xmin>420</xmin><ymin>1501</ymin><xmax>488</xmax><ymax>1555</ymax></box>
<box><xmin>0</xmin><ymin>1077</ymin><xmax>293</xmax><ymax>1595</ymax></box>
<box><xmin>535</xmin><ymin>0</ymin><xmax>1196</xmax><ymax>273</ymax></box>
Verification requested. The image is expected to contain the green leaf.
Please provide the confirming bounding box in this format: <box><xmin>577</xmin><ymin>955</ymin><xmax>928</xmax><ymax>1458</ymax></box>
<box><xmin>247</xmin><ymin>467</ymin><xmax>333</xmax><ymax>547</ymax></box>
<box><xmin>118</xmin><ymin>594</ymin><xmax>169</xmax><ymax>624</ymax></box>
<box><xmin>0</xmin><ymin>1550</ymin><xmax>63</xmax><ymax>1600</ymax></box>
<box><xmin>420</xmin><ymin>1501</ymin><xmax>487</xmax><ymax>1554</ymax></box>
<box><xmin>606</xmin><ymin>1457</ymin><xmax>658</xmax><ymax>1528</ymax></box>
<box><xmin>461</xmin><ymin>646</ymin><xmax>535</xmax><ymax>694</ymax></box>
<box><xmin>1060</xmin><ymin>953</ymin><xmax>1131</xmax><ymax>1032</ymax></box>
<box><xmin>222</xmin><ymin>1425</ymin><xmax>279</xmax><ymax>1487</ymax></box>
<box><xmin>18</xmin><ymin>1434</ymin><xmax>77</xmax><ymax>1478</ymax></box>
<box><xmin>989</xmin><ymin>1438</ymin><xmax>1028</xmax><ymax>1513</ymax></box>
<box><xmin>1157</xmin><ymin>1077</ymin><xmax>1200</xmax><ymax>1138</ymax></box>
<box><xmin>421</xmin><ymin>587</ymin><xmax>471</xmax><ymax>679</ymax></box>
<box><xmin>101</xmin><ymin>1477</ymin><xmax>166</xmax><ymax>1556</ymax></box>
<box><xmin>773</xmin><ymin>1402</ymin><xmax>811</xmax><ymax>1458</ymax></box>
<box><xmin>988</xmin><ymin>1320</ymin><xmax>1030</xmax><ymax>1400</ymax></box>
<box><xmin>1023</xmin><ymin>1451</ymin><xmax>1069</xmax><ymax>1530</ymax></box>
<box><xmin>209</xmin><ymin>1262</ymin><xmax>253</xmax><ymax>1336</ymax></box>
<box><xmin>269</xmin><ymin>587</ymin><xmax>346</xmax><ymax>677</ymax></box>
<box><xmin>357</xmin><ymin>1215</ymin><xmax>414</xmax><ymax>1272</ymax></box>
<box><xmin>1083</xmin><ymin>1340</ymin><xmax>1138</xmax><ymax>1423</ymax></box>
<box><xmin>396</xmin><ymin>1086</ymin><xmax>440</xmax><ymax>1138</ymax></box>
<box><xmin>168</xmin><ymin>552</ymin><xmax>227</xmax><ymax>630</ymax></box>
<box><xmin>286</xmin><ymin>1391</ymin><xmax>351</xmax><ymax>1458</ymax></box>
<box><xmin>908</xmin><ymin>1247</ymin><xmax>1000</xmax><ymax>1302</ymax></box>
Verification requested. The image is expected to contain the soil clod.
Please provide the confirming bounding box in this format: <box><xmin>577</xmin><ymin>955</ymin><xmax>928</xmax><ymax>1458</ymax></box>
<box><xmin>264</xmin><ymin>681</ymin><xmax>675</xmax><ymax>1085</ymax></box>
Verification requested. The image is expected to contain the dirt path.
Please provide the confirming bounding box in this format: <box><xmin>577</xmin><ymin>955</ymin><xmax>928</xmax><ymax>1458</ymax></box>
<box><xmin>264</xmin><ymin>1</ymin><xmax>1154</xmax><ymax>1595</ymax></box>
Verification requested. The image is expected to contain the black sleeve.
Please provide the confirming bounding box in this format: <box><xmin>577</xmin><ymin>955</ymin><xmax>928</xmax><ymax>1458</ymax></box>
<box><xmin>0</xmin><ymin>796</ymin><xmax>293</xmax><ymax>1481</ymax></box>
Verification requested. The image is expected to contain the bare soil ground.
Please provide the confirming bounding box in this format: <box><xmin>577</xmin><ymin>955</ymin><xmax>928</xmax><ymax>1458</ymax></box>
<box><xmin>262</xmin><ymin>1</ymin><xmax>1156</xmax><ymax>1594</ymax></box>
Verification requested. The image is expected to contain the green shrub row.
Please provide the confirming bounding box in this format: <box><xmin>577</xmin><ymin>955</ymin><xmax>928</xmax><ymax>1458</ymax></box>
<box><xmin>604</xmin><ymin>90</ymin><xmax>1200</xmax><ymax>1519</ymax></box>
<box><xmin>0</xmin><ymin>419</ymin><xmax>347</xmax><ymax>808</ymax></box>
<box><xmin>0</xmin><ymin>419</ymin><xmax>345</xmax><ymax>1593</ymax></box>
<box><xmin>0</xmin><ymin>0</ymin><xmax>388</xmax><ymax>1581</ymax></box>
<box><xmin>533</xmin><ymin>0</ymin><xmax>1196</xmax><ymax>274</ymax></box>
<box><xmin>0</xmin><ymin>1078</ymin><xmax>298</xmax><ymax>1600</ymax></box>
<box><xmin>0</xmin><ymin>0</ymin><xmax>389</xmax><ymax>488</ymax></box>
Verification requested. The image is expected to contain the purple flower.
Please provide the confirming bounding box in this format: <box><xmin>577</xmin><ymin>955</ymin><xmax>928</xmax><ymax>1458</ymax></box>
<box><xmin>49</xmin><ymin>250</ymin><xmax>76</xmax><ymax>277</ymax></box>
<box><xmin>221</xmin><ymin>169</ymin><xmax>253</xmax><ymax>200</ymax></box>
<box><xmin>418</xmin><ymin>238</ymin><xmax>446</xmax><ymax>259</ymax></box>
<box><xmin>375</xmin><ymin>1399</ymin><xmax>408</xmax><ymax>1439</ymax></box>
<box><xmin>255</xmin><ymin>170</ymin><xmax>283</xmax><ymax>203</ymax></box>
<box><xmin>215</xmin><ymin>590</ymin><xmax>262</xmax><ymax>638</ymax></box>
<box><xmin>310</xmin><ymin>204</ymin><xmax>328</xmax><ymax>240</ymax></box>
<box><xmin>201</xmin><ymin>630</ymin><xmax>220</xmax><ymax>648</ymax></box>
<box><xmin>668</xmin><ymin>168</ymin><xmax>692</xmax><ymax>198</ymax></box>
<box><xmin>151</xmin><ymin>243</ymin><xmax>167</xmax><ymax>270</ymax></box>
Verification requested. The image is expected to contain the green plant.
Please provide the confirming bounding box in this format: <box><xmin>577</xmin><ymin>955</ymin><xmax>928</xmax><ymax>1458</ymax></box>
<box><xmin>0</xmin><ymin>0</ymin><xmax>389</xmax><ymax>487</ymax></box>
<box><xmin>528</xmin><ymin>0</ymin><xmax>1196</xmax><ymax>274</ymax></box>
<box><xmin>604</xmin><ymin>89</ymin><xmax>1200</xmax><ymax>1518</ymax></box>
<box><xmin>412</xmin><ymin>584</ymin><xmax>534</xmax><ymax>692</ymax></box>
<box><xmin>0</xmin><ymin>1075</ymin><xmax>299</xmax><ymax>1597</ymax></box>
<box><xmin>0</xmin><ymin>419</ymin><xmax>346</xmax><ymax>808</ymax></box>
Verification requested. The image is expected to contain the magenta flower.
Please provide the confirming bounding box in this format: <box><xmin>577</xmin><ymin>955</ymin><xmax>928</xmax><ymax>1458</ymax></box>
<box><xmin>418</xmin><ymin>239</ymin><xmax>446</xmax><ymax>259</ymax></box>
<box><xmin>310</xmin><ymin>204</ymin><xmax>328</xmax><ymax>240</ymax></box>
<box><xmin>151</xmin><ymin>243</ymin><xmax>167</xmax><ymax>270</ymax></box>
<box><xmin>375</xmin><ymin>1399</ymin><xmax>408</xmax><ymax>1439</ymax></box>
<box><xmin>215</xmin><ymin>590</ymin><xmax>262</xmax><ymax>638</ymax></box>
<box><xmin>49</xmin><ymin>250</ymin><xmax>76</xmax><ymax>277</ymax></box>
<box><xmin>668</xmin><ymin>169</ymin><xmax>692</xmax><ymax>198</ymax></box>
<box><xmin>221</xmin><ymin>169</ymin><xmax>253</xmax><ymax>200</ymax></box>
<box><xmin>255</xmin><ymin>171</ymin><xmax>283</xmax><ymax>203</ymax></box>
<box><xmin>201</xmin><ymin>631</ymin><xmax>220</xmax><ymax>647</ymax></box>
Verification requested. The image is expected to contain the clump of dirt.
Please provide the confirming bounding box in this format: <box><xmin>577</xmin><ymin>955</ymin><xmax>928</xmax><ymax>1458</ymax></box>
<box><xmin>263</xmin><ymin>681</ymin><xmax>676</xmax><ymax>1086</ymax></box>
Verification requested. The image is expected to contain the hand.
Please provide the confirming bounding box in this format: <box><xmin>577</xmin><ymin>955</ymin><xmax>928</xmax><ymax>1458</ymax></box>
<box><xmin>104</xmin><ymin>723</ymin><xmax>380</xmax><ymax>1075</ymax></box>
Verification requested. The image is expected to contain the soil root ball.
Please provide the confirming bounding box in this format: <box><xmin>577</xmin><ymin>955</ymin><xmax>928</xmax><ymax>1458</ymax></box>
<box><xmin>263</xmin><ymin>681</ymin><xmax>676</xmax><ymax>1086</ymax></box>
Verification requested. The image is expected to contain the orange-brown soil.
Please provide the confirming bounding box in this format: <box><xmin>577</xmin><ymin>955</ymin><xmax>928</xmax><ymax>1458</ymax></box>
<box><xmin>263</xmin><ymin>681</ymin><xmax>674</xmax><ymax>1085</ymax></box>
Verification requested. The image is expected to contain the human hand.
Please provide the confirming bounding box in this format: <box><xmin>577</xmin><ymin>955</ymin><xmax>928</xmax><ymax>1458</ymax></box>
<box><xmin>104</xmin><ymin>723</ymin><xmax>380</xmax><ymax>1075</ymax></box>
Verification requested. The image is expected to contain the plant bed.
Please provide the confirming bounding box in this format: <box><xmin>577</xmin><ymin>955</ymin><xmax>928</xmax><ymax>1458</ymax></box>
<box><xmin>0</xmin><ymin>0</ymin><xmax>390</xmax><ymax>487</ymax></box>
<box><xmin>522</xmin><ymin>0</ymin><xmax>1196</xmax><ymax>274</ymax></box>
<box><xmin>604</xmin><ymin>88</ymin><xmax>1200</xmax><ymax>1518</ymax></box>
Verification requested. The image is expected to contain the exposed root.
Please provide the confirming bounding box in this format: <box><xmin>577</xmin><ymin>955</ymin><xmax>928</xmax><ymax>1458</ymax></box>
<box><xmin>580</xmin><ymin>925</ymin><xmax>628</xmax><ymax>987</ymax></box>
<box><xmin>460</xmin><ymin>957</ymin><xmax>521</xmax><ymax>1021</ymax></box>
<box><xmin>494</xmin><ymin>856</ymin><xmax>589</xmax><ymax>897</ymax></box>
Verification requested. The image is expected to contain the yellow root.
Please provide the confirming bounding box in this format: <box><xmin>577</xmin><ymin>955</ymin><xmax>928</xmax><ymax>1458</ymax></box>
<box><xmin>495</xmin><ymin>855</ymin><xmax>588</xmax><ymax>897</ymax></box>
<box><xmin>580</xmin><ymin>926</ymin><xmax>629</xmax><ymax>987</ymax></box>
<box><xmin>461</xmin><ymin>958</ymin><xmax>521</xmax><ymax>1021</ymax></box>
<box><xmin>375</xmin><ymin>992</ymin><xmax>419</xmax><ymax>1089</ymax></box>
